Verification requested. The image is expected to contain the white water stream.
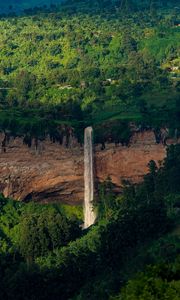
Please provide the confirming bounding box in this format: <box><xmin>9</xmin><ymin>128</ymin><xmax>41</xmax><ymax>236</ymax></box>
<box><xmin>84</xmin><ymin>127</ymin><xmax>96</xmax><ymax>228</ymax></box>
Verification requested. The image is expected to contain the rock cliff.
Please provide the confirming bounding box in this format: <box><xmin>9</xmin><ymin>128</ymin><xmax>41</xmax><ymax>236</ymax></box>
<box><xmin>0</xmin><ymin>131</ymin><xmax>172</xmax><ymax>204</ymax></box>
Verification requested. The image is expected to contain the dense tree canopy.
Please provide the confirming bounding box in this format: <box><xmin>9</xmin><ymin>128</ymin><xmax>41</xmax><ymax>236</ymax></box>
<box><xmin>0</xmin><ymin>145</ymin><xmax>180</xmax><ymax>299</ymax></box>
<box><xmin>0</xmin><ymin>0</ymin><xmax>179</xmax><ymax>144</ymax></box>
<box><xmin>0</xmin><ymin>1</ymin><xmax>179</xmax><ymax>299</ymax></box>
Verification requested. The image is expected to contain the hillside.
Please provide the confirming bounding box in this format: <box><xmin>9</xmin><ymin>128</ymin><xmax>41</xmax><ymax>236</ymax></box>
<box><xmin>0</xmin><ymin>1</ymin><xmax>179</xmax><ymax>145</ymax></box>
<box><xmin>0</xmin><ymin>144</ymin><xmax>179</xmax><ymax>299</ymax></box>
<box><xmin>0</xmin><ymin>1</ymin><xmax>180</xmax><ymax>299</ymax></box>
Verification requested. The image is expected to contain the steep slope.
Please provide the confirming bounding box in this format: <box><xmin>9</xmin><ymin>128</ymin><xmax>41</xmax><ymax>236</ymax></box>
<box><xmin>0</xmin><ymin>131</ymin><xmax>170</xmax><ymax>204</ymax></box>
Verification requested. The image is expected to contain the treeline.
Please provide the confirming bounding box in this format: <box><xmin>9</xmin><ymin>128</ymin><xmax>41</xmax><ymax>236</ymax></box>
<box><xmin>1</xmin><ymin>0</ymin><xmax>180</xmax><ymax>13</ymax></box>
<box><xmin>0</xmin><ymin>145</ymin><xmax>179</xmax><ymax>299</ymax></box>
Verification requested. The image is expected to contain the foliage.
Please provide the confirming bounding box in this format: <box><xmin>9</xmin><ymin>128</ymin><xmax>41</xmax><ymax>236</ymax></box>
<box><xmin>0</xmin><ymin>145</ymin><xmax>179</xmax><ymax>299</ymax></box>
<box><xmin>18</xmin><ymin>207</ymin><xmax>81</xmax><ymax>263</ymax></box>
<box><xmin>0</xmin><ymin>1</ymin><xmax>179</xmax><ymax>299</ymax></box>
<box><xmin>0</xmin><ymin>196</ymin><xmax>81</xmax><ymax>261</ymax></box>
<box><xmin>112</xmin><ymin>259</ymin><xmax>180</xmax><ymax>300</ymax></box>
<box><xmin>0</xmin><ymin>1</ymin><xmax>179</xmax><ymax>142</ymax></box>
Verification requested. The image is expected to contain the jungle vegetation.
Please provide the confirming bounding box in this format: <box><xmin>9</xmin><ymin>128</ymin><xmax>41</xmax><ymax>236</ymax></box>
<box><xmin>0</xmin><ymin>144</ymin><xmax>179</xmax><ymax>299</ymax></box>
<box><xmin>0</xmin><ymin>0</ymin><xmax>179</xmax><ymax>144</ymax></box>
<box><xmin>0</xmin><ymin>2</ymin><xmax>179</xmax><ymax>298</ymax></box>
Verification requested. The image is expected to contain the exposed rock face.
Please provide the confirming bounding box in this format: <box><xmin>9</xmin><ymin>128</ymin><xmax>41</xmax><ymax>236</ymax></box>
<box><xmin>0</xmin><ymin>131</ymin><xmax>173</xmax><ymax>204</ymax></box>
<box><xmin>95</xmin><ymin>131</ymin><xmax>166</xmax><ymax>187</ymax></box>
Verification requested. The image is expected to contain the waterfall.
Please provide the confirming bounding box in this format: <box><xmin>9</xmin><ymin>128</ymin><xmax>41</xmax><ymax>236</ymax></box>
<box><xmin>84</xmin><ymin>127</ymin><xmax>96</xmax><ymax>228</ymax></box>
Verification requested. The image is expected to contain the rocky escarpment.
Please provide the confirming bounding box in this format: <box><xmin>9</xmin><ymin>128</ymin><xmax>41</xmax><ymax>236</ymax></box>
<box><xmin>0</xmin><ymin>131</ymin><xmax>175</xmax><ymax>204</ymax></box>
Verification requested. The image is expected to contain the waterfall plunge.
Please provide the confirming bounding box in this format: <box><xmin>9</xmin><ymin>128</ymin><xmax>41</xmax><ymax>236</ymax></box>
<box><xmin>84</xmin><ymin>127</ymin><xmax>96</xmax><ymax>229</ymax></box>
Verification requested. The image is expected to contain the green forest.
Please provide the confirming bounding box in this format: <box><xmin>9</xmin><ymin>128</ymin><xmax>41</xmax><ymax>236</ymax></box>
<box><xmin>0</xmin><ymin>145</ymin><xmax>180</xmax><ymax>299</ymax></box>
<box><xmin>0</xmin><ymin>0</ymin><xmax>180</xmax><ymax>299</ymax></box>
<box><xmin>0</xmin><ymin>0</ymin><xmax>179</xmax><ymax>144</ymax></box>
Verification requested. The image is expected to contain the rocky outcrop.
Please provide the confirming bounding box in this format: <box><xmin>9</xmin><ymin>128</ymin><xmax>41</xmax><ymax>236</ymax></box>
<box><xmin>0</xmin><ymin>131</ymin><xmax>175</xmax><ymax>204</ymax></box>
<box><xmin>95</xmin><ymin>131</ymin><xmax>166</xmax><ymax>187</ymax></box>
